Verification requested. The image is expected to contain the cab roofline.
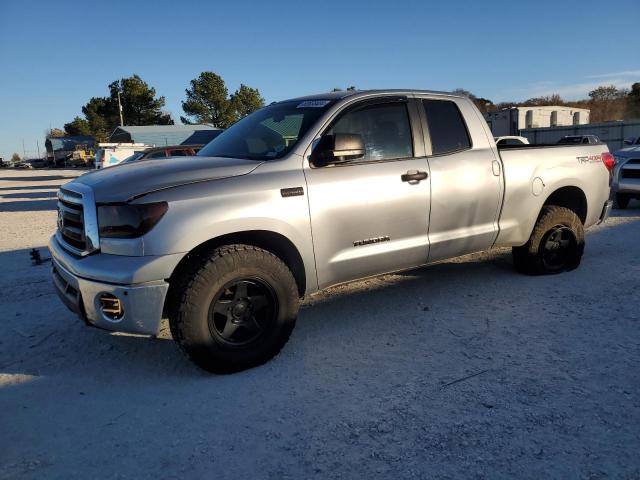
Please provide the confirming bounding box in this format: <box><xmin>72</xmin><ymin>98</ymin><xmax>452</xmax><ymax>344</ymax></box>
<box><xmin>274</xmin><ymin>89</ymin><xmax>461</xmax><ymax>104</ymax></box>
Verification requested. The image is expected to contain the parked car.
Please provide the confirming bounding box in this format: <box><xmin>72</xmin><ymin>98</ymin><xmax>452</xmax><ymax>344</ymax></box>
<box><xmin>612</xmin><ymin>145</ymin><xmax>640</xmax><ymax>208</ymax></box>
<box><xmin>28</xmin><ymin>158</ymin><xmax>48</xmax><ymax>169</ymax></box>
<box><xmin>557</xmin><ymin>135</ymin><xmax>601</xmax><ymax>145</ymax></box>
<box><xmin>494</xmin><ymin>136</ymin><xmax>530</xmax><ymax>146</ymax></box>
<box><xmin>121</xmin><ymin>145</ymin><xmax>204</xmax><ymax>164</ymax></box>
<box><xmin>50</xmin><ymin>89</ymin><xmax>613</xmax><ymax>374</ymax></box>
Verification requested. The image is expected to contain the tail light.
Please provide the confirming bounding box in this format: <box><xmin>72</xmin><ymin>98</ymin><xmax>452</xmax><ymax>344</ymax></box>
<box><xmin>602</xmin><ymin>152</ymin><xmax>615</xmax><ymax>173</ymax></box>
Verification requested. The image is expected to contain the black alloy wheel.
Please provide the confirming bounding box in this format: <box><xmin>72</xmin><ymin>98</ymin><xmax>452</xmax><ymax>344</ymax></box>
<box><xmin>540</xmin><ymin>225</ymin><xmax>577</xmax><ymax>272</ymax></box>
<box><xmin>208</xmin><ymin>278</ymin><xmax>278</xmax><ymax>347</ymax></box>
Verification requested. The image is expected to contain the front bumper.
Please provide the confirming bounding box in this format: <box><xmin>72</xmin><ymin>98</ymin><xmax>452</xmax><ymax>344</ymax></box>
<box><xmin>48</xmin><ymin>235</ymin><xmax>177</xmax><ymax>336</ymax></box>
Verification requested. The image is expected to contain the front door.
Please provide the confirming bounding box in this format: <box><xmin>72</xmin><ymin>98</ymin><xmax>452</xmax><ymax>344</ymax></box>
<box><xmin>304</xmin><ymin>99</ymin><xmax>431</xmax><ymax>289</ymax></box>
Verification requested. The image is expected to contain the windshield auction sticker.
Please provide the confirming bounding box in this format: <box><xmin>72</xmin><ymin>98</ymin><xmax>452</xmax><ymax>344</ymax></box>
<box><xmin>297</xmin><ymin>100</ymin><xmax>331</xmax><ymax>108</ymax></box>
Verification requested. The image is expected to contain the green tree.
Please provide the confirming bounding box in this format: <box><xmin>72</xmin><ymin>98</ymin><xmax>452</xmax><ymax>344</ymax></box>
<box><xmin>181</xmin><ymin>72</ymin><xmax>233</xmax><ymax>127</ymax></box>
<box><xmin>626</xmin><ymin>82</ymin><xmax>640</xmax><ymax>119</ymax></box>
<box><xmin>521</xmin><ymin>94</ymin><xmax>565</xmax><ymax>106</ymax></box>
<box><xmin>11</xmin><ymin>153</ymin><xmax>21</xmax><ymax>164</ymax></box>
<box><xmin>589</xmin><ymin>85</ymin><xmax>626</xmax><ymax>102</ymax></box>
<box><xmin>47</xmin><ymin>128</ymin><xmax>66</xmax><ymax>138</ymax></box>
<box><xmin>65</xmin><ymin>74</ymin><xmax>173</xmax><ymax>141</ymax></box>
<box><xmin>109</xmin><ymin>75</ymin><xmax>173</xmax><ymax>126</ymax></box>
<box><xmin>229</xmin><ymin>84</ymin><xmax>265</xmax><ymax>120</ymax></box>
<box><xmin>64</xmin><ymin>117</ymin><xmax>92</xmax><ymax>136</ymax></box>
<box><xmin>588</xmin><ymin>85</ymin><xmax>628</xmax><ymax>122</ymax></box>
<box><xmin>81</xmin><ymin>97</ymin><xmax>114</xmax><ymax>141</ymax></box>
<box><xmin>181</xmin><ymin>72</ymin><xmax>264</xmax><ymax>127</ymax></box>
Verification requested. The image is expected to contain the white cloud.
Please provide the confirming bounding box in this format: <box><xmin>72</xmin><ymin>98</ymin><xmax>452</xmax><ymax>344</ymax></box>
<box><xmin>586</xmin><ymin>70</ymin><xmax>640</xmax><ymax>79</ymax></box>
<box><xmin>498</xmin><ymin>77</ymin><xmax>634</xmax><ymax>102</ymax></box>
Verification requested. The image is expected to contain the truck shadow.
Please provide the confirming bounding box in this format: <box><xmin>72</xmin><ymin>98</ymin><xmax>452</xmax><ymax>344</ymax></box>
<box><xmin>0</xmin><ymin>199</ymin><xmax>58</xmax><ymax>212</ymax></box>
<box><xmin>1</xmin><ymin>192</ymin><xmax>58</xmax><ymax>200</ymax></box>
<box><xmin>0</xmin><ymin>185</ymin><xmax>63</xmax><ymax>191</ymax></box>
<box><xmin>0</xmin><ymin>175</ymin><xmax>77</xmax><ymax>182</ymax></box>
<box><xmin>1</xmin><ymin>212</ymin><xmax>639</xmax><ymax>382</ymax></box>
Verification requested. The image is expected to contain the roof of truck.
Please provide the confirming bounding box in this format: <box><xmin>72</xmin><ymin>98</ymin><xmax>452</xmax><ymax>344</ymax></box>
<box><xmin>281</xmin><ymin>89</ymin><xmax>456</xmax><ymax>103</ymax></box>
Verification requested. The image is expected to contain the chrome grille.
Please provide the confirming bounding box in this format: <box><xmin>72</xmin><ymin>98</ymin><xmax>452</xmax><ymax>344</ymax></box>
<box><xmin>56</xmin><ymin>184</ymin><xmax>100</xmax><ymax>256</ymax></box>
<box><xmin>621</xmin><ymin>159</ymin><xmax>640</xmax><ymax>180</ymax></box>
<box><xmin>58</xmin><ymin>197</ymin><xmax>86</xmax><ymax>250</ymax></box>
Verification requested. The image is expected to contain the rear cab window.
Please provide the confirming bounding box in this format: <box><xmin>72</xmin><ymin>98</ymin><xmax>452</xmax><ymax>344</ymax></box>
<box><xmin>422</xmin><ymin>99</ymin><xmax>471</xmax><ymax>155</ymax></box>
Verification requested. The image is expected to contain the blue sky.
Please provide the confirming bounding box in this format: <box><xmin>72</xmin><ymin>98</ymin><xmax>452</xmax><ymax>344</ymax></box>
<box><xmin>0</xmin><ymin>0</ymin><xmax>638</xmax><ymax>160</ymax></box>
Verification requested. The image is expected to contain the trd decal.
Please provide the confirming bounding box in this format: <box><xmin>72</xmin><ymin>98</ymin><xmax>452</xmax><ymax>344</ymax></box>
<box><xmin>577</xmin><ymin>154</ymin><xmax>602</xmax><ymax>164</ymax></box>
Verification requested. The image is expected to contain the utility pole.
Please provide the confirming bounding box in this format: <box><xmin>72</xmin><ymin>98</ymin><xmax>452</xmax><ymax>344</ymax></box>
<box><xmin>22</xmin><ymin>139</ymin><xmax>26</xmax><ymax>159</ymax></box>
<box><xmin>36</xmin><ymin>140</ymin><xmax>41</xmax><ymax>159</ymax></box>
<box><xmin>117</xmin><ymin>90</ymin><xmax>124</xmax><ymax>126</ymax></box>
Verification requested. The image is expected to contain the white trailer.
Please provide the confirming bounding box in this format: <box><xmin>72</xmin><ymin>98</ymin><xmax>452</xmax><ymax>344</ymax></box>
<box><xmin>95</xmin><ymin>143</ymin><xmax>151</xmax><ymax>169</ymax></box>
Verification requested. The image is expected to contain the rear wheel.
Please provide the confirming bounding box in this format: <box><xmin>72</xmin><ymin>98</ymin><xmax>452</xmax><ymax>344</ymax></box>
<box><xmin>169</xmin><ymin>245</ymin><xmax>299</xmax><ymax>373</ymax></box>
<box><xmin>512</xmin><ymin>206</ymin><xmax>584</xmax><ymax>275</ymax></box>
<box><xmin>615</xmin><ymin>193</ymin><xmax>630</xmax><ymax>209</ymax></box>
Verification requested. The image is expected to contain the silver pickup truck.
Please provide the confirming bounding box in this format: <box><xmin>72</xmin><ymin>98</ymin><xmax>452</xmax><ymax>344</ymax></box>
<box><xmin>50</xmin><ymin>89</ymin><xmax>614</xmax><ymax>373</ymax></box>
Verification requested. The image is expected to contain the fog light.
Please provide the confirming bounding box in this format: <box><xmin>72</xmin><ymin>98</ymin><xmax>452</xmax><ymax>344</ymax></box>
<box><xmin>99</xmin><ymin>293</ymin><xmax>124</xmax><ymax>320</ymax></box>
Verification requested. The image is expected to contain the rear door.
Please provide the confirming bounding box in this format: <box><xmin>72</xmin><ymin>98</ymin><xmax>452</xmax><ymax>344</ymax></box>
<box><xmin>304</xmin><ymin>97</ymin><xmax>431</xmax><ymax>289</ymax></box>
<box><xmin>418</xmin><ymin>97</ymin><xmax>503</xmax><ymax>261</ymax></box>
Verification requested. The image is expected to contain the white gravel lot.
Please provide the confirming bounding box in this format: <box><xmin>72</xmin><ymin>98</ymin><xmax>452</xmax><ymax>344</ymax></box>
<box><xmin>0</xmin><ymin>169</ymin><xmax>639</xmax><ymax>479</ymax></box>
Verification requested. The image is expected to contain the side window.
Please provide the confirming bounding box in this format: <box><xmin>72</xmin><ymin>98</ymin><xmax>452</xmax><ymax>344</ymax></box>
<box><xmin>147</xmin><ymin>151</ymin><xmax>166</xmax><ymax>159</ymax></box>
<box><xmin>327</xmin><ymin>102</ymin><xmax>413</xmax><ymax>162</ymax></box>
<box><xmin>169</xmin><ymin>149</ymin><xmax>188</xmax><ymax>156</ymax></box>
<box><xmin>423</xmin><ymin>99</ymin><xmax>471</xmax><ymax>155</ymax></box>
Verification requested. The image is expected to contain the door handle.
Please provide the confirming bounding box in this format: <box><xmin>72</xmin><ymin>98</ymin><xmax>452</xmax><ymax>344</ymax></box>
<box><xmin>492</xmin><ymin>160</ymin><xmax>501</xmax><ymax>176</ymax></box>
<box><xmin>401</xmin><ymin>170</ymin><xmax>428</xmax><ymax>183</ymax></box>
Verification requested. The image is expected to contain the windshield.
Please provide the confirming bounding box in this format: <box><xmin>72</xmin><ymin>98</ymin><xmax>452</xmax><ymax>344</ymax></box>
<box><xmin>557</xmin><ymin>137</ymin><xmax>582</xmax><ymax>144</ymax></box>
<box><xmin>197</xmin><ymin>100</ymin><xmax>335</xmax><ymax>160</ymax></box>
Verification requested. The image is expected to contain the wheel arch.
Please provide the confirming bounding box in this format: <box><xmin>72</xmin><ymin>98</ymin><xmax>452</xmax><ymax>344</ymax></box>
<box><xmin>166</xmin><ymin>230</ymin><xmax>307</xmax><ymax>301</ymax></box>
<box><xmin>542</xmin><ymin>185</ymin><xmax>588</xmax><ymax>224</ymax></box>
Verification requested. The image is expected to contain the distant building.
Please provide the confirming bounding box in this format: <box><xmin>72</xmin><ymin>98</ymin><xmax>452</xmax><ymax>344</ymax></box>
<box><xmin>108</xmin><ymin>125</ymin><xmax>222</xmax><ymax>146</ymax></box>
<box><xmin>486</xmin><ymin>106</ymin><xmax>590</xmax><ymax>136</ymax></box>
<box><xmin>45</xmin><ymin>135</ymin><xmax>95</xmax><ymax>165</ymax></box>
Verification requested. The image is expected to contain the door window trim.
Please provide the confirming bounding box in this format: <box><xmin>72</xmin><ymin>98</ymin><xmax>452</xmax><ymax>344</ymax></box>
<box><xmin>416</xmin><ymin>97</ymin><xmax>473</xmax><ymax>157</ymax></box>
<box><xmin>309</xmin><ymin>97</ymin><xmax>423</xmax><ymax>168</ymax></box>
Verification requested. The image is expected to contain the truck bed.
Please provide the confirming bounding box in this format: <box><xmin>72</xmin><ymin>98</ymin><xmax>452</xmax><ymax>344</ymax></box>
<box><xmin>495</xmin><ymin>143</ymin><xmax>611</xmax><ymax>247</ymax></box>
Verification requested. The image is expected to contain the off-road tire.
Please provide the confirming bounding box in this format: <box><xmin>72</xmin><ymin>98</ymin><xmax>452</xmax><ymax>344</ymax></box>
<box><xmin>169</xmin><ymin>245</ymin><xmax>299</xmax><ymax>374</ymax></box>
<box><xmin>512</xmin><ymin>206</ymin><xmax>584</xmax><ymax>275</ymax></box>
<box><xmin>615</xmin><ymin>193</ymin><xmax>630</xmax><ymax>209</ymax></box>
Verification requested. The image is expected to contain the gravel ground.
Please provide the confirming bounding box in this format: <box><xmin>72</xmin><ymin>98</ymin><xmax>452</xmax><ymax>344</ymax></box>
<box><xmin>1</xmin><ymin>169</ymin><xmax>639</xmax><ymax>479</ymax></box>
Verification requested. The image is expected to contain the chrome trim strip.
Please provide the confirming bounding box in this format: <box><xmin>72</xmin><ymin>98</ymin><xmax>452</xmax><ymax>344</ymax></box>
<box><xmin>57</xmin><ymin>182</ymin><xmax>100</xmax><ymax>255</ymax></box>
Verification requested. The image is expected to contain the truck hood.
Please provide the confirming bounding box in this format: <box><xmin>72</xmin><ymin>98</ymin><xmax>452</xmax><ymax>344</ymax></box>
<box><xmin>72</xmin><ymin>156</ymin><xmax>263</xmax><ymax>203</ymax></box>
<box><xmin>614</xmin><ymin>146</ymin><xmax>640</xmax><ymax>157</ymax></box>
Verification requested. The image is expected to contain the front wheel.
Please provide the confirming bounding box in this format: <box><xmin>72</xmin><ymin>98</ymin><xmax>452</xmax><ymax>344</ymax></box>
<box><xmin>512</xmin><ymin>206</ymin><xmax>584</xmax><ymax>275</ymax></box>
<box><xmin>169</xmin><ymin>245</ymin><xmax>299</xmax><ymax>373</ymax></box>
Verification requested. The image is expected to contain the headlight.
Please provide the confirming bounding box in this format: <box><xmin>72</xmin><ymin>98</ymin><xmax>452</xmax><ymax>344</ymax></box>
<box><xmin>97</xmin><ymin>202</ymin><xmax>168</xmax><ymax>238</ymax></box>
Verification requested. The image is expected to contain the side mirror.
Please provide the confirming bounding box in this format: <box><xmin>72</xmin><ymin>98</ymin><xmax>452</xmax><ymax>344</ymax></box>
<box><xmin>623</xmin><ymin>138</ymin><xmax>633</xmax><ymax>146</ymax></box>
<box><xmin>312</xmin><ymin>133</ymin><xmax>365</xmax><ymax>166</ymax></box>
